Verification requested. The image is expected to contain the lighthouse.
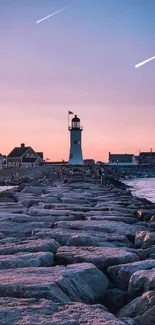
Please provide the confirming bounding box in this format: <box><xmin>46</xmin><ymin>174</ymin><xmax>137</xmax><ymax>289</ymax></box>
<box><xmin>68</xmin><ymin>114</ymin><xmax>84</xmax><ymax>165</ymax></box>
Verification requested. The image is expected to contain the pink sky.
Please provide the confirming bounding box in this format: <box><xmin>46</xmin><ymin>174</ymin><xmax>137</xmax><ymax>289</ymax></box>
<box><xmin>0</xmin><ymin>0</ymin><xmax>155</xmax><ymax>162</ymax></box>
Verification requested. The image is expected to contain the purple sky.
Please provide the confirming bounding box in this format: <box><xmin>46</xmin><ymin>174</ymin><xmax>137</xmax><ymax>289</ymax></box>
<box><xmin>0</xmin><ymin>0</ymin><xmax>155</xmax><ymax>161</ymax></box>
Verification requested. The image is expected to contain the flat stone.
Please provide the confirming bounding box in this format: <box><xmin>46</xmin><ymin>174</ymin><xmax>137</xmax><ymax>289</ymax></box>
<box><xmin>0</xmin><ymin>239</ymin><xmax>60</xmax><ymax>255</ymax></box>
<box><xmin>108</xmin><ymin>259</ymin><xmax>155</xmax><ymax>290</ymax></box>
<box><xmin>0</xmin><ymin>252</ymin><xmax>54</xmax><ymax>269</ymax></box>
<box><xmin>0</xmin><ymin>263</ymin><xmax>108</xmax><ymax>303</ymax></box>
<box><xmin>0</xmin><ymin>298</ymin><xmax>130</xmax><ymax>325</ymax></box>
<box><xmin>34</xmin><ymin>228</ymin><xmax>132</xmax><ymax>247</ymax></box>
<box><xmin>0</xmin><ymin>220</ymin><xmax>52</xmax><ymax>236</ymax></box>
<box><xmin>56</xmin><ymin>246</ymin><xmax>139</xmax><ymax>271</ymax></box>
<box><xmin>53</xmin><ymin>220</ymin><xmax>147</xmax><ymax>236</ymax></box>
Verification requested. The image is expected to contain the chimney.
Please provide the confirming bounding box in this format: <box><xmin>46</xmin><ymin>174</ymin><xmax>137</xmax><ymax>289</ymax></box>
<box><xmin>21</xmin><ymin>143</ymin><xmax>25</xmax><ymax>148</ymax></box>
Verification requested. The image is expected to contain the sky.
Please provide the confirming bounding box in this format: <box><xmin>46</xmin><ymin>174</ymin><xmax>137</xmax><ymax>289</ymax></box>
<box><xmin>0</xmin><ymin>0</ymin><xmax>155</xmax><ymax>162</ymax></box>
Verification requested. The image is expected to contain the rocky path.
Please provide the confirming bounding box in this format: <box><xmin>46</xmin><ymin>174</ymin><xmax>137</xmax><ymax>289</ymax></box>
<box><xmin>0</xmin><ymin>179</ymin><xmax>155</xmax><ymax>324</ymax></box>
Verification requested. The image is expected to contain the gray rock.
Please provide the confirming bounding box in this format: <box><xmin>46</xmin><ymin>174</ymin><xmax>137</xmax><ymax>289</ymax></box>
<box><xmin>135</xmin><ymin>231</ymin><xmax>155</xmax><ymax>249</ymax></box>
<box><xmin>118</xmin><ymin>291</ymin><xmax>155</xmax><ymax>325</ymax></box>
<box><xmin>0</xmin><ymin>252</ymin><xmax>54</xmax><ymax>269</ymax></box>
<box><xmin>107</xmin><ymin>288</ymin><xmax>127</xmax><ymax>313</ymax></box>
<box><xmin>108</xmin><ymin>259</ymin><xmax>155</xmax><ymax>290</ymax></box>
<box><xmin>34</xmin><ymin>228</ymin><xmax>132</xmax><ymax>247</ymax></box>
<box><xmin>53</xmin><ymin>220</ymin><xmax>148</xmax><ymax>236</ymax></box>
<box><xmin>0</xmin><ymin>238</ymin><xmax>60</xmax><ymax>255</ymax></box>
<box><xmin>128</xmin><ymin>268</ymin><xmax>155</xmax><ymax>300</ymax></box>
<box><xmin>0</xmin><ymin>263</ymin><xmax>108</xmax><ymax>303</ymax></box>
<box><xmin>0</xmin><ymin>298</ymin><xmax>130</xmax><ymax>325</ymax></box>
<box><xmin>56</xmin><ymin>246</ymin><xmax>139</xmax><ymax>271</ymax></box>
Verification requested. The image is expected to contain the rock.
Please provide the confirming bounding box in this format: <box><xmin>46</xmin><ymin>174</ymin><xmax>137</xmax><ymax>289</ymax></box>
<box><xmin>56</xmin><ymin>246</ymin><xmax>139</xmax><ymax>271</ymax></box>
<box><xmin>0</xmin><ymin>263</ymin><xmax>108</xmax><ymax>303</ymax></box>
<box><xmin>108</xmin><ymin>259</ymin><xmax>155</xmax><ymax>290</ymax></box>
<box><xmin>118</xmin><ymin>291</ymin><xmax>155</xmax><ymax>325</ymax></box>
<box><xmin>33</xmin><ymin>228</ymin><xmax>132</xmax><ymax>247</ymax></box>
<box><xmin>0</xmin><ymin>191</ymin><xmax>18</xmax><ymax>202</ymax></box>
<box><xmin>135</xmin><ymin>231</ymin><xmax>155</xmax><ymax>249</ymax></box>
<box><xmin>128</xmin><ymin>268</ymin><xmax>155</xmax><ymax>300</ymax></box>
<box><xmin>107</xmin><ymin>288</ymin><xmax>127</xmax><ymax>313</ymax></box>
<box><xmin>28</xmin><ymin>207</ymin><xmax>78</xmax><ymax>216</ymax></box>
<box><xmin>21</xmin><ymin>186</ymin><xmax>46</xmax><ymax>195</ymax></box>
<box><xmin>20</xmin><ymin>199</ymin><xmax>41</xmax><ymax>208</ymax></box>
<box><xmin>0</xmin><ymin>220</ymin><xmax>52</xmax><ymax>236</ymax></box>
<box><xmin>0</xmin><ymin>252</ymin><xmax>54</xmax><ymax>269</ymax></box>
<box><xmin>0</xmin><ymin>298</ymin><xmax>131</xmax><ymax>325</ymax></box>
<box><xmin>0</xmin><ymin>239</ymin><xmax>60</xmax><ymax>255</ymax></box>
<box><xmin>53</xmin><ymin>220</ymin><xmax>148</xmax><ymax>236</ymax></box>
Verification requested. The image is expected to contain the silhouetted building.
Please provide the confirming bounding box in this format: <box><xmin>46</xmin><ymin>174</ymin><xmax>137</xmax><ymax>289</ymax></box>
<box><xmin>139</xmin><ymin>152</ymin><xmax>155</xmax><ymax>166</ymax></box>
<box><xmin>108</xmin><ymin>153</ymin><xmax>137</xmax><ymax>166</ymax></box>
<box><xmin>84</xmin><ymin>159</ymin><xmax>95</xmax><ymax>165</ymax></box>
<box><xmin>6</xmin><ymin>143</ymin><xmax>43</xmax><ymax>167</ymax></box>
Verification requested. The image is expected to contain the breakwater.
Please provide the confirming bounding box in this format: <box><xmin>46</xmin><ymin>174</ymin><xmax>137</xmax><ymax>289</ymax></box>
<box><xmin>0</xmin><ymin>172</ymin><xmax>155</xmax><ymax>324</ymax></box>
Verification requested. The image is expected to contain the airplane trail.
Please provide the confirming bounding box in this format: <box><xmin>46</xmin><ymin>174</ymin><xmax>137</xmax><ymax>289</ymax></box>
<box><xmin>135</xmin><ymin>55</ymin><xmax>155</xmax><ymax>68</ymax></box>
<box><xmin>36</xmin><ymin>5</ymin><xmax>70</xmax><ymax>24</ymax></box>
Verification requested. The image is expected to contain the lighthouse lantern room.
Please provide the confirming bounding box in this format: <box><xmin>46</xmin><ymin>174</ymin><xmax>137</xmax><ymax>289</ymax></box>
<box><xmin>68</xmin><ymin>114</ymin><xmax>84</xmax><ymax>165</ymax></box>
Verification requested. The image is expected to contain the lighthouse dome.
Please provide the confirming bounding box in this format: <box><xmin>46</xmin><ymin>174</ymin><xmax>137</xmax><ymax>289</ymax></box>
<box><xmin>72</xmin><ymin>115</ymin><xmax>80</xmax><ymax>122</ymax></box>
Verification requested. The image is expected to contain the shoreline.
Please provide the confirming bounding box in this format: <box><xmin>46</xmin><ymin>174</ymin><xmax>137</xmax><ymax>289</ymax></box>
<box><xmin>0</xmin><ymin>173</ymin><xmax>155</xmax><ymax>324</ymax></box>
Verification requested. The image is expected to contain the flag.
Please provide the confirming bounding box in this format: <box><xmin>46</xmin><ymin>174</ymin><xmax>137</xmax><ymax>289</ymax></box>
<box><xmin>68</xmin><ymin>111</ymin><xmax>73</xmax><ymax>114</ymax></box>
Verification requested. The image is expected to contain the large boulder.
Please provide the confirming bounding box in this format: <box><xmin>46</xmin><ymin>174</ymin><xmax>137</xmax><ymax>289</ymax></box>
<box><xmin>108</xmin><ymin>259</ymin><xmax>155</xmax><ymax>290</ymax></box>
<box><xmin>0</xmin><ymin>252</ymin><xmax>54</xmax><ymax>269</ymax></box>
<box><xmin>0</xmin><ymin>239</ymin><xmax>60</xmax><ymax>255</ymax></box>
<box><xmin>0</xmin><ymin>298</ymin><xmax>133</xmax><ymax>325</ymax></box>
<box><xmin>135</xmin><ymin>231</ymin><xmax>155</xmax><ymax>249</ymax></box>
<box><xmin>0</xmin><ymin>263</ymin><xmax>108</xmax><ymax>303</ymax></box>
<box><xmin>118</xmin><ymin>291</ymin><xmax>155</xmax><ymax>325</ymax></box>
<box><xmin>128</xmin><ymin>268</ymin><xmax>155</xmax><ymax>300</ymax></box>
<box><xmin>53</xmin><ymin>220</ymin><xmax>148</xmax><ymax>236</ymax></box>
<box><xmin>34</xmin><ymin>228</ymin><xmax>132</xmax><ymax>247</ymax></box>
<box><xmin>56</xmin><ymin>246</ymin><xmax>139</xmax><ymax>271</ymax></box>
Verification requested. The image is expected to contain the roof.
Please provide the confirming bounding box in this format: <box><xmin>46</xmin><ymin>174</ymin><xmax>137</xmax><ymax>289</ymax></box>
<box><xmin>7</xmin><ymin>147</ymin><xmax>30</xmax><ymax>158</ymax></box>
<box><xmin>36</xmin><ymin>152</ymin><xmax>43</xmax><ymax>159</ymax></box>
<box><xmin>72</xmin><ymin>115</ymin><xmax>80</xmax><ymax>122</ymax></box>
<box><xmin>140</xmin><ymin>152</ymin><xmax>155</xmax><ymax>157</ymax></box>
<box><xmin>109</xmin><ymin>154</ymin><xmax>134</xmax><ymax>162</ymax></box>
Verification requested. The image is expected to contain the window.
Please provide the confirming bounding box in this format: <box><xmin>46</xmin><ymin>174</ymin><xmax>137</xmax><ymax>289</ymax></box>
<box><xmin>16</xmin><ymin>162</ymin><xmax>19</xmax><ymax>167</ymax></box>
<box><xmin>8</xmin><ymin>162</ymin><xmax>12</xmax><ymax>167</ymax></box>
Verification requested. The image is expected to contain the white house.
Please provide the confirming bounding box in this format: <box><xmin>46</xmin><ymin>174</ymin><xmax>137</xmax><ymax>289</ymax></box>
<box><xmin>108</xmin><ymin>153</ymin><xmax>138</xmax><ymax>166</ymax></box>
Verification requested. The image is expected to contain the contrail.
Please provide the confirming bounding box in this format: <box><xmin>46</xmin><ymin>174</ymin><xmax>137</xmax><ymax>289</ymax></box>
<box><xmin>36</xmin><ymin>5</ymin><xmax>70</xmax><ymax>24</ymax></box>
<box><xmin>135</xmin><ymin>55</ymin><xmax>155</xmax><ymax>68</ymax></box>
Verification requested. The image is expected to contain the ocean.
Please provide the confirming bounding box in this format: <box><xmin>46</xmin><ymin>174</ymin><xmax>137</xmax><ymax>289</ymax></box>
<box><xmin>125</xmin><ymin>178</ymin><xmax>155</xmax><ymax>203</ymax></box>
<box><xmin>0</xmin><ymin>186</ymin><xmax>16</xmax><ymax>192</ymax></box>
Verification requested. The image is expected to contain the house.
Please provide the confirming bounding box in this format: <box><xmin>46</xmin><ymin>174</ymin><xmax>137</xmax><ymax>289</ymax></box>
<box><xmin>108</xmin><ymin>153</ymin><xmax>137</xmax><ymax>166</ymax></box>
<box><xmin>84</xmin><ymin>159</ymin><xmax>95</xmax><ymax>165</ymax></box>
<box><xmin>139</xmin><ymin>152</ymin><xmax>155</xmax><ymax>166</ymax></box>
<box><xmin>0</xmin><ymin>154</ymin><xmax>6</xmax><ymax>169</ymax></box>
<box><xmin>6</xmin><ymin>143</ymin><xmax>43</xmax><ymax>168</ymax></box>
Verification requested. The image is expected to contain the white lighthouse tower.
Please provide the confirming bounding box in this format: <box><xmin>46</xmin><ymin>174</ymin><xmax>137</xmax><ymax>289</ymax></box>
<box><xmin>68</xmin><ymin>114</ymin><xmax>84</xmax><ymax>165</ymax></box>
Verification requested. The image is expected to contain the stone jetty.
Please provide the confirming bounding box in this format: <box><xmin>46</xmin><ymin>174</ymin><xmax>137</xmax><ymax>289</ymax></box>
<box><xmin>0</xmin><ymin>168</ymin><xmax>155</xmax><ymax>324</ymax></box>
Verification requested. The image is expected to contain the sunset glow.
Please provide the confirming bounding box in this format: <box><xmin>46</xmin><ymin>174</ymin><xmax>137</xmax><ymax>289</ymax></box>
<box><xmin>1</xmin><ymin>0</ymin><xmax>155</xmax><ymax>162</ymax></box>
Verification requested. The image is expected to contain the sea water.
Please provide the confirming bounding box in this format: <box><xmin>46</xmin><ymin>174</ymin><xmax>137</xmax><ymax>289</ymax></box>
<box><xmin>125</xmin><ymin>178</ymin><xmax>155</xmax><ymax>203</ymax></box>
